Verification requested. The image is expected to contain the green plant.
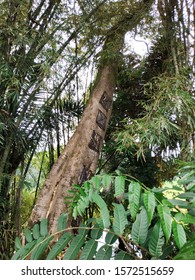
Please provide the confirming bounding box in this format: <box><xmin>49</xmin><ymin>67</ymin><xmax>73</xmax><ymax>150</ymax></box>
<box><xmin>12</xmin><ymin>172</ymin><xmax>195</xmax><ymax>260</ymax></box>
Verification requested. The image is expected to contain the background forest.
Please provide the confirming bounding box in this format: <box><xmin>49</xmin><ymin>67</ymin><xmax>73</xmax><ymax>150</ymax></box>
<box><xmin>0</xmin><ymin>0</ymin><xmax>195</xmax><ymax>260</ymax></box>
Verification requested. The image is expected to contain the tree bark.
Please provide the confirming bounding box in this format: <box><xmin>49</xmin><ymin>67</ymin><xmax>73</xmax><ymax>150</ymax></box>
<box><xmin>29</xmin><ymin>0</ymin><xmax>153</xmax><ymax>234</ymax></box>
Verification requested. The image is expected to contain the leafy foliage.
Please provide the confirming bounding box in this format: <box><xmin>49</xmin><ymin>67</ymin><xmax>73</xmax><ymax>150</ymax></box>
<box><xmin>12</xmin><ymin>173</ymin><xmax>195</xmax><ymax>260</ymax></box>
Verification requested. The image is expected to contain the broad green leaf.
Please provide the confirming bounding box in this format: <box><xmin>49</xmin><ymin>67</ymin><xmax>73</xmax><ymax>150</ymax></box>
<box><xmin>172</xmin><ymin>221</ymin><xmax>186</xmax><ymax>249</ymax></box>
<box><xmin>15</xmin><ymin>237</ymin><xmax>22</xmax><ymax>251</ymax></box>
<box><xmin>128</xmin><ymin>181</ymin><xmax>141</xmax><ymax>220</ymax></box>
<box><xmin>114</xmin><ymin>250</ymin><xmax>133</xmax><ymax>260</ymax></box>
<box><xmin>102</xmin><ymin>174</ymin><xmax>112</xmax><ymax>190</ymax></box>
<box><xmin>90</xmin><ymin>224</ymin><xmax>103</xmax><ymax>240</ymax></box>
<box><xmin>177</xmin><ymin>192</ymin><xmax>195</xmax><ymax>199</ymax></box>
<box><xmin>90</xmin><ymin>175</ymin><xmax>101</xmax><ymax>190</ymax></box>
<box><xmin>174</xmin><ymin>234</ymin><xmax>195</xmax><ymax>260</ymax></box>
<box><xmin>92</xmin><ymin>193</ymin><xmax>110</xmax><ymax>228</ymax></box>
<box><xmin>131</xmin><ymin>207</ymin><xmax>148</xmax><ymax>245</ymax></box>
<box><xmin>114</xmin><ymin>175</ymin><xmax>125</xmax><ymax>198</ymax></box>
<box><xmin>167</xmin><ymin>199</ymin><xmax>189</xmax><ymax>208</ymax></box>
<box><xmin>157</xmin><ymin>204</ymin><xmax>172</xmax><ymax>243</ymax></box>
<box><xmin>40</xmin><ymin>218</ymin><xmax>48</xmax><ymax>237</ymax></box>
<box><xmin>11</xmin><ymin>240</ymin><xmax>37</xmax><ymax>260</ymax></box>
<box><xmin>113</xmin><ymin>203</ymin><xmax>128</xmax><ymax>235</ymax></box>
<box><xmin>95</xmin><ymin>245</ymin><xmax>112</xmax><ymax>260</ymax></box>
<box><xmin>46</xmin><ymin>232</ymin><xmax>73</xmax><ymax>260</ymax></box>
<box><xmin>30</xmin><ymin>236</ymin><xmax>53</xmax><ymax>260</ymax></box>
<box><xmin>25</xmin><ymin>228</ymin><xmax>33</xmax><ymax>243</ymax></box>
<box><xmin>78</xmin><ymin>223</ymin><xmax>89</xmax><ymax>236</ymax></box>
<box><xmin>57</xmin><ymin>213</ymin><xmax>68</xmax><ymax>232</ymax></box>
<box><xmin>63</xmin><ymin>234</ymin><xmax>85</xmax><ymax>260</ymax></box>
<box><xmin>143</xmin><ymin>191</ymin><xmax>156</xmax><ymax>225</ymax></box>
<box><xmin>105</xmin><ymin>231</ymin><xmax>118</xmax><ymax>245</ymax></box>
<box><xmin>148</xmin><ymin>221</ymin><xmax>164</xmax><ymax>257</ymax></box>
<box><xmin>32</xmin><ymin>224</ymin><xmax>40</xmax><ymax>240</ymax></box>
<box><xmin>181</xmin><ymin>213</ymin><xmax>195</xmax><ymax>224</ymax></box>
<box><xmin>80</xmin><ymin>239</ymin><xmax>98</xmax><ymax>260</ymax></box>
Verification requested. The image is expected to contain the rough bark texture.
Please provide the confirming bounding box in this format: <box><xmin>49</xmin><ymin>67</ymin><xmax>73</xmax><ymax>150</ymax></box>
<box><xmin>29</xmin><ymin>63</ymin><xmax>117</xmax><ymax>233</ymax></box>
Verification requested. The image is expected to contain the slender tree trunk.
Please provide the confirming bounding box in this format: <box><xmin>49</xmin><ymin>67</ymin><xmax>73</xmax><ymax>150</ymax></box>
<box><xmin>29</xmin><ymin>0</ymin><xmax>153</xmax><ymax>234</ymax></box>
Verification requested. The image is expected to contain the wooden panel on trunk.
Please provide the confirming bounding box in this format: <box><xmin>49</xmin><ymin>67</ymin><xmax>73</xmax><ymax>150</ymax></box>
<box><xmin>99</xmin><ymin>91</ymin><xmax>112</xmax><ymax>111</ymax></box>
<box><xmin>96</xmin><ymin>109</ymin><xmax>107</xmax><ymax>131</ymax></box>
<box><xmin>88</xmin><ymin>130</ymin><xmax>102</xmax><ymax>152</ymax></box>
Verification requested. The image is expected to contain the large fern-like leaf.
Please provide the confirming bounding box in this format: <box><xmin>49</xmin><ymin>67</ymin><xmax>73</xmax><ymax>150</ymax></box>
<box><xmin>148</xmin><ymin>221</ymin><xmax>164</xmax><ymax>257</ymax></box>
<box><xmin>128</xmin><ymin>181</ymin><xmax>141</xmax><ymax>220</ymax></box>
<box><xmin>143</xmin><ymin>191</ymin><xmax>156</xmax><ymax>225</ymax></box>
<box><xmin>131</xmin><ymin>207</ymin><xmax>148</xmax><ymax>245</ymax></box>
<box><xmin>172</xmin><ymin>221</ymin><xmax>186</xmax><ymax>249</ymax></box>
<box><xmin>95</xmin><ymin>244</ymin><xmax>112</xmax><ymax>260</ymax></box>
<box><xmin>80</xmin><ymin>239</ymin><xmax>98</xmax><ymax>260</ymax></box>
<box><xmin>46</xmin><ymin>232</ymin><xmax>73</xmax><ymax>260</ymax></box>
<box><xmin>113</xmin><ymin>203</ymin><xmax>128</xmax><ymax>235</ymax></box>
<box><xmin>92</xmin><ymin>192</ymin><xmax>110</xmax><ymax>228</ymax></box>
<box><xmin>63</xmin><ymin>234</ymin><xmax>85</xmax><ymax>260</ymax></box>
<box><xmin>157</xmin><ymin>204</ymin><xmax>172</xmax><ymax>243</ymax></box>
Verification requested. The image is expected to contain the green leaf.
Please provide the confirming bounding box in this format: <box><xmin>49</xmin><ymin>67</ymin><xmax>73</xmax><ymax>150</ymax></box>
<box><xmin>92</xmin><ymin>193</ymin><xmax>110</xmax><ymax>228</ymax></box>
<box><xmin>30</xmin><ymin>236</ymin><xmax>53</xmax><ymax>260</ymax></box>
<box><xmin>32</xmin><ymin>224</ymin><xmax>40</xmax><ymax>240</ymax></box>
<box><xmin>11</xmin><ymin>240</ymin><xmax>37</xmax><ymax>260</ymax></box>
<box><xmin>114</xmin><ymin>250</ymin><xmax>133</xmax><ymax>260</ymax></box>
<box><xmin>131</xmin><ymin>207</ymin><xmax>148</xmax><ymax>245</ymax></box>
<box><xmin>113</xmin><ymin>203</ymin><xmax>128</xmax><ymax>235</ymax></box>
<box><xmin>25</xmin><ymin>228</ymin><xmax>33</xmax><ymax>243</ymax></box>
<box><xmin>102</xmin><ymin>174</ymin><xmax>112</xmax><ymax>190</ymax></box>
<box><xmin>15</xmin><ymin>237</ymin><xmax>22</xmax><ymax>251</ymax></box>
<box><xmin>143</xmin><ymin>191</ymin><xmax>156</xmax><ymax>225</ymax></box>
<box><xmin>46</xmin><ymin>232</ymin><xmax>73</xmax><ymax>260</ymax></box>
<box><xmin>174</xmin><ymin>234</ymin><xmax>195</xmax><ymax>260</ymax></box>
<box><xmin>148</xmin><ymin>221</ymin><xmax>164</xmax><ymax>257</ymax></box>
<box><xmin>177</xmin><ymin>192</ymin><xmax>195</xmax><ymax>199</ymax></box>
<box><xmin>57</xmin><ymin>213</ymin><xmax>68</xmax><ymax>232</ymax></box>
<box><xmin>90</xmin><ymin>175</ymin><xmax>101</xmax><ymax>190</ymax></box>
<box><xmin>63</xmin><ymin>234</ymin><xmax>85</xmax><ymax>260</ymax></box>
<box><xmin>114</xmin><ymin>175</ymin><xmax>125</xmax><ymax>198</ymax></box>
<box><xmin>157</xmin><ymin>204</ymin><xmax>172</xmax><ymax>243</ymax></box>
<box><xmin>90</xmin><ymin>224</ymin><xmax>103</xmax><ymax>240</ymax></box>
<box><xmin>128</xmin><ymin>181</ymin><xmax>141</xmax><ymax>220</ymax></box>
<box><xmin>40</xmin><ymin>218</ymin><xmax>48</xmax><ymax>237</ymax></box>
<box><xmin>80</xmin><ymin>239</ymin><xmax>98</xmax><ymax>260</ymax></box>
<box><xmin>172</xmin><ymin>221</ymin><xmax>186</xmax><ymax>249</ymax></box>
<box><xmin>95</xmin><ymin>245</ymin><xmax>112</xmax><ymax>260</ymax></box>
<box><xmin>167</xmin><ymin>199</ymin><xmax>189</xmax><ymax>208</ymax></box>
<box><xmin>105</xmin><ymin>231</ymin><xmax>118</xmax><ymax>245</ymax></box>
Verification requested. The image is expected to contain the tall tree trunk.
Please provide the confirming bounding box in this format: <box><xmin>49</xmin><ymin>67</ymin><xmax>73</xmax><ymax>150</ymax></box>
<box><xmin>29</xmin><ymin>0</ymin><xmax>153</xmax><ymax>234</ymax></box>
